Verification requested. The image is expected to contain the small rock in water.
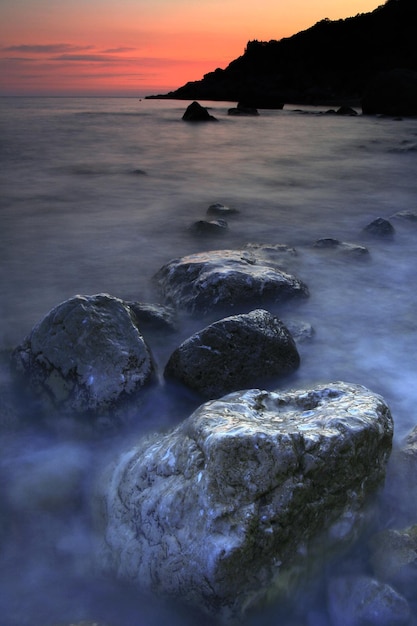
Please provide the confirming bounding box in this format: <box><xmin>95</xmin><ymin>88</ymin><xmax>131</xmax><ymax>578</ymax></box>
<box><xmin>206</xmin><ymin>202</ymin><xmax>239</xmax><ymax>217</ymax></box>
<box><xmin>313</xmin><ymin>238</ymin><xmax>370</xmax><ymax>258</ymax></box>
<box><xmin>228</xmin><ymin>103</ymin><xmax>259</xmax><ymax>116</ymax></box>
<box><xmin>182</xmin><ymin>101</ymin><xmax>217</xmax><ymax>122</ymax></box>
<box><xmin>363</xmin><ymin>217</ymin><xmax>395</xmax><ymax>237</ymax></box>
<box><xmin>188</xmin><ymin>218</ymin><xmax>228</xmax><ymax>235</ymax></box>
<box><xmin>390</xmin><ymin>210</ymin><xmax>417</xmax><ymax>222</ymax></box>
<box><xmin>370</xmin><ymin>524</ymin><xmax>417</xmax><ymax>594</ymax></box>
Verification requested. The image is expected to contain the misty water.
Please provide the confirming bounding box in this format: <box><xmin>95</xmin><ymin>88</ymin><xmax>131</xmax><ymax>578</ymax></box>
<box><xmin>1</xmin><ymin>96</ymin><xmax>417</xmax><ymax>625</ymax></box>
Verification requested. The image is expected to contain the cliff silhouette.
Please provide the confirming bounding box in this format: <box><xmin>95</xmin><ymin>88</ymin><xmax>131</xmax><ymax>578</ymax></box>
<box><xmin>149</xmin><ymin>0</ymin><xmax>417</xmax><ymax>107</ymax></box>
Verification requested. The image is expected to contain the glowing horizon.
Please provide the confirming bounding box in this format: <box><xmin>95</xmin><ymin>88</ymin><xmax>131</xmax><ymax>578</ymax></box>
<box><xmin>0</xmin><ymin>0</ymin><xmax>382</xmax><ymax>97</ymax></box>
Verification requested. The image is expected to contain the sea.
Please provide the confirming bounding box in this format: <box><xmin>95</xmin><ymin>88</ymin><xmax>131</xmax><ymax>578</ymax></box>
<box><xmin>1</xmin><ymin>96</ymin><xmax>417</xmax><ymax>625</ymax></box>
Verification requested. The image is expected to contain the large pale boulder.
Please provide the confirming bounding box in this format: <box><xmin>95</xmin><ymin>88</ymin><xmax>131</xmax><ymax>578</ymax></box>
<box><xmin>164</xmin><ymin>309</ymin><xmax>300</xmax><ymax>398</ymax></box>
<box><xmin>11</xmin><ymin>294</ymin><xmax>155</xmax><ymax>415</ymax></box>
<box><xmin>95</xmin><ymin>382</ymin><xmax>393</xmax><ymax>619</ymax></box>
<box><xmin>154</xmin><ymin>248</ymin><xmax>309</xmax><ymax>314</ymax></box>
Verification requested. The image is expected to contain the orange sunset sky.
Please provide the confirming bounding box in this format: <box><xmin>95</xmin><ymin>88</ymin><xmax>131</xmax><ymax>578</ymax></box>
<box><xmin>1</xmin><ymin>0</ymin><xmax>382</xmax><ymax>97</ymax></box>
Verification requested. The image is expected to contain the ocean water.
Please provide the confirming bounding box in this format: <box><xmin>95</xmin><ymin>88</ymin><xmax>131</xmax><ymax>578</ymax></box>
<box><xmin>1</xmin><ymin>96</ymin><xmax>417</xmax><ymax>625</ymax></box>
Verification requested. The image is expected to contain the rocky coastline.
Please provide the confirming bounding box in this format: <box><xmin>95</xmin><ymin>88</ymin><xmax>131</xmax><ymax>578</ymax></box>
<box><xmin>148</xmin><ymin>0</ymin><xmax>417</xmax><ymax>117</ymax></box>
<box><xmin>2</xmin><ymin>201</ymin><xmax>417</xmax><ymax>625</ymax></box>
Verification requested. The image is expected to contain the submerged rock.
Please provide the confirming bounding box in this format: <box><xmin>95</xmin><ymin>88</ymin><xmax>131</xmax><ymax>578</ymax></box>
<box><xmin>11</xmin><ymin>294</ymin><xmax>155</xmax><ymax>415</ymax></box>
<box><xmin>154</xmin><ymin>248</ymin><xmax>309</xmax><ymax>314</ymax></box>
<box><xmin>390</xmin><ymin>210</ymin><xmax>417</xmax><ymax>222</ymax></box>
<box><xmin>182</xmin><ymin>101</ymin><xmax>217</xmax><ymax>122</ymax></box>
<box><xmin>327</xmin><ymin>575</ymin><xmax>410</xmax><ymax>626</ymax></box>
<box><xmin>284</xmin><ymin>319</ymin><xmax>315</xmax><ymax>343</ymax></box>
<box><xmin>207</xmin><ymin>202</ymin><xmax>239</xmax><ymax>217</ymax></box>
<box><xmin>95</xmin><ymin>382</ymin><xmax>393</xmax><ymax>619</ymax></box>
<box><xmin>228</xmin><ymin>103</ymin><xmax>259</xmax><ymax>116</ymax></box>
<box><xmin>370</xmin><ymin>524</ymin><xmax>417</xmax><ymax>595</ymax></box>
<box><xmin>313</xmin><ymin>238</ymin><xmax>370</xmax><ymax>258</ymax></box>
<box><xmin>188</xmin><ymin>218</ymin><xmax>228</xmax><ymax>235</ymax></box>
<box><xmin>164</xmin><ymin>309</ymin><xmax>300</xmax><ymax>398</ymax></box>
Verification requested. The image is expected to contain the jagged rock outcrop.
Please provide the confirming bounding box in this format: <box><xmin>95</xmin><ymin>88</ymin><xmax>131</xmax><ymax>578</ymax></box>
<box><xmin>11</xmin><ymin>294</ymin><xmax>155</xmax><ymax>415</ymax></box>
<box><xmin>154</xmin><ymin>248</ymin><xmax>309</xmax><ymax>314</ymax></box>
<box><xmin>95</xmin><ymin>382</ymin><xmax>393</xmax><ymax>619</ymax></box>
<box><xmin>164</xmin><ymin>309</ymin><xmax>299</xmax><ymax>397</ymax></box>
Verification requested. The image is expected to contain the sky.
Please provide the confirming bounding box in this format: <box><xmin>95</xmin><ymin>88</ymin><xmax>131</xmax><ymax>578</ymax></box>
<box><xmin>0</xmin><ymin>0</ymin><xmax>382</xmax><ymax>97</ymax></box>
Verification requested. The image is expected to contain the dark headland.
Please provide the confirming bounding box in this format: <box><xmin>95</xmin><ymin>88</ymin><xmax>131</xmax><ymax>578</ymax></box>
<box><xmin>147</xmin><ymin>0</ymin><xmax>417</xmax><ymax>110</ymax></box>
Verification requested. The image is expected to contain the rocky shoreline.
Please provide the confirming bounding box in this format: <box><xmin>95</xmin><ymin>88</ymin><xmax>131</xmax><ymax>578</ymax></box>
<box><xmin>2</xmin><ymin>206</ymin><xmax>417</xmax><ymax>625</ymax></box>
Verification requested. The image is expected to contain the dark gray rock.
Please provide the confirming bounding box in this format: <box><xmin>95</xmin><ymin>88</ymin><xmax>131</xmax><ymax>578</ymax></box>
<box><xmin>182</xmin><ymin>101</ymin><xmax>218</xmax><ymax>122</ymax></box>
<box><xmin>327</xmin><ymin>575</ymin><xmax>410</xmax><ymax>626</ymax></box>
<box><xmin>363</xmin><ymin>217</ymin><xmax>395</xmax><ymax>237</ymax></box>
<box><xmin>362</xmin><ymin>69</ymin><xmax>417</xmax><ymax>117</ymax></box>
<box><xmin>206</xmin><ymin>202</ymin><xmax>239</xmax><ymax>217</ymax></box>
<box><xmin>126</xmin><ymin>301</ymin><xmax>178</xmax><ymax>333</ymax></box>
<box><xmin>228</xmin><ymin>103</ymin><xmax>259</xmax><ymax>116</ymax></box>
<box><xmin>95</xmin><ymin>382</ymin><xmax>393</xmax><ymax>619</ymax></box>
<box><xmin>188</xmin><ymin>219</ymin><xmax>228</xmax><ymax>235</ymax></box>
<box><xmin>11</xmin><ymin>294</ymin><xmax>155</xmax><ymax>415</ymax></box>
<box><xmin>154</xmin><ymin>249</ymin><xmax>309</xmax><ymax>314</ymax></box>
<box><xmin>313</xmin><ymin>238</ymin><xmax>370</xmax><ymax>258</ymax></box>
<box><xmin>164</xmin><ymin>309</ymin><xmax>299</xmax><ymax>398</ymax></box>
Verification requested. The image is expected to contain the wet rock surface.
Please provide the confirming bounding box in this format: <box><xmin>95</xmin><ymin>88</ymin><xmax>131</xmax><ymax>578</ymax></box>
<box><xmin>95</xmin><ymin>381</ymin><xmax>393</xmax><ymax>619</ymax></box>
<box><xmin>154</xmin><ymin>248</ymin><xmax>309</xmax><ymax>314</ymax></box>
<box><xmin>164</xmin><ymin>309</ymin><xmax>300</xmax><ymax>398</ymax></box>
<box><xmin>11</xmin><ymin>294</ymin><xmax>155</xmax><ymax>415</ymax></box>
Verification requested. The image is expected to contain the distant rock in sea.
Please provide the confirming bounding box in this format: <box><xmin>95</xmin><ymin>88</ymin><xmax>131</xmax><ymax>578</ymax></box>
<box><xmin>182</xmin><ymin>101</ymin><xmax>218</xmax><ymax>122</ymax></box>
